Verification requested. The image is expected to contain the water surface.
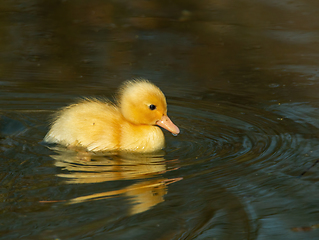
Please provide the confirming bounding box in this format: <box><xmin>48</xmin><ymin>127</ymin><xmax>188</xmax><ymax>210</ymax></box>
<box><xmin>1</xmin><ymin>1</ymin><xmax>319</xmax><ymax>239</ymax></box>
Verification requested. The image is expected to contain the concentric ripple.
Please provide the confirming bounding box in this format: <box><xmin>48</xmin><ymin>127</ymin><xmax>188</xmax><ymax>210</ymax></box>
<box><xmin>164</xmin><ymin>98</ymin><xmax>316</xmax><ymax>180</ymax></box>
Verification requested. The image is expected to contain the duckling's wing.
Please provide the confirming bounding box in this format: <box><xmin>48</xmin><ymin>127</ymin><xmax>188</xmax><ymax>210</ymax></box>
<box><xmin>45</xmin><ymin>99</ymin><xmax>120</xmax><ymax>151</ymax></box>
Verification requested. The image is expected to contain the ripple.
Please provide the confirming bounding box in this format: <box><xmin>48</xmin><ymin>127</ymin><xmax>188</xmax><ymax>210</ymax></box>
<box><xmin>165</xmin><ymin>98</ymin><xmax>317</xmax><ymax>181</ymax></box>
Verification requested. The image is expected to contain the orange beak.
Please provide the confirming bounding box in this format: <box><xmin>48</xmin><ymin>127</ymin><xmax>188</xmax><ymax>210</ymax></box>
<box><xmin>156</xmin><ymin>115</ymin><xmax>180</xmax><ymax>136</ymax></box>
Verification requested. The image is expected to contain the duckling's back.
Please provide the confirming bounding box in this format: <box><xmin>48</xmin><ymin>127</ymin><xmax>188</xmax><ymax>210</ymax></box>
<box><xmin>44</xmin><ymin>99</ymin><xmax>121</xmax><ymax>151</ymax></box>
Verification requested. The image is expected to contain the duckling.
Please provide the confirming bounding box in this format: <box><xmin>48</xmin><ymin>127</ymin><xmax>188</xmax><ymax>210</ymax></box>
<box><xmin>44</xmin><ymin>79</ymin><xmax>179</xmax><ymax>152</ymax></box>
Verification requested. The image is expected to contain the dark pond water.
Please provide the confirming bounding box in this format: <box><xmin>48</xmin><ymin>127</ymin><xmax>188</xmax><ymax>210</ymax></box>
<box><xmin>1</xmin><ymin>0</ymin><xmax>319</xmax><ymax>239</ymax></box>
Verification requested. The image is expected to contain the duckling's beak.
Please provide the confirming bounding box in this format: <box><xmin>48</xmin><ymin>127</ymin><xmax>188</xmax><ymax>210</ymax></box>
<box><xmin>156</xmin><ymin>115</ymin><xmax>180</xmax><ymax>136</ymax></box>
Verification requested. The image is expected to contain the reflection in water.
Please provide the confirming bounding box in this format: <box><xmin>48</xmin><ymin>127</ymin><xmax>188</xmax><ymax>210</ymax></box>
<box><xmin>50</xmin><ymin>147</ymin><xmax>181</xmax><ymax>215</ymax></box>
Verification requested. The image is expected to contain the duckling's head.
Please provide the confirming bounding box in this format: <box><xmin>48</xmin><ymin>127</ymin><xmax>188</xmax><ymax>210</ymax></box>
<box><xmin>118</xmin><ymin>79</ymin><xmax>180</xmax><ymax>135</ymax></box>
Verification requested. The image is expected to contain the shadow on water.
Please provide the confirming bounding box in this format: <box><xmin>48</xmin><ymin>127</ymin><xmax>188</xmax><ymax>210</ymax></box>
<box><xmin>1</xmin><ymin>0</ymin><xmax>319</xmax><ymax>239</ymax></box>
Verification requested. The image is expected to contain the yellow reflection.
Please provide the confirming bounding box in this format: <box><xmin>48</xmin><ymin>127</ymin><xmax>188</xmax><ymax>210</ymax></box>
<box><xmin>50</xmin><ymin>147</ymin><xmax>181</xmax><ymax>215</ymax></box>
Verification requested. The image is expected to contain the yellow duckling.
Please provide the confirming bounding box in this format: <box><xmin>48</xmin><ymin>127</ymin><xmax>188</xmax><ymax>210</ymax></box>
<box><xmin>44</xmin><ymin>79</ymin><xmax>179</xmax><ymax>152</ymax></box>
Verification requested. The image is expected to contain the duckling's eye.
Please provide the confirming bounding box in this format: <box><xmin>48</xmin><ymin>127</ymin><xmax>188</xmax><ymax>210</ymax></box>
<box><xmin>149</xmin><ymin>104</ymin><xmax>156</xmax><ymax>110</ymax></box>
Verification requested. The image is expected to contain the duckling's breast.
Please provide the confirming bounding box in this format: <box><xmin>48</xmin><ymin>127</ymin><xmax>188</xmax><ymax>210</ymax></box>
<box><xmin>120</xmin><ymin>123</ymin><xmax>165</xmax><ymax>152</ymax></box>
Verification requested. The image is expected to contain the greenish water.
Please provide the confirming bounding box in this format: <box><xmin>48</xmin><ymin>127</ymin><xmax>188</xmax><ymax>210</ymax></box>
<box><xmin>1</xmin><ymin>1</ymin><xmax>319</xmax><ymax>239</ymax></box>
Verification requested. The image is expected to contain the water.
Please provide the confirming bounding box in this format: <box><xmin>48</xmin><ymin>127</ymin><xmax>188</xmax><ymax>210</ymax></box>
<box><xmin>1</xmin><ymin>0</ymin><xmax>319</xmax><ymax>239</ymax></box>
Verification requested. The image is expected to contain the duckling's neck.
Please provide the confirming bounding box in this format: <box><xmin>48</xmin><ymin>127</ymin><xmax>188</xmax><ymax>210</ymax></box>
<box><xmin>120</xmin><ymin>123</ymin><xmax>165</xmax><ymax>152</ymax></box>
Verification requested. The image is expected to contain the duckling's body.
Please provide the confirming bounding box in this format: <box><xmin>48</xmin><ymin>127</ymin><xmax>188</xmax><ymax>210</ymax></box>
<box><xmin>44</xmin><ymin>80</ymin><xmax>179</xmax><ymax>152</ymax></box>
